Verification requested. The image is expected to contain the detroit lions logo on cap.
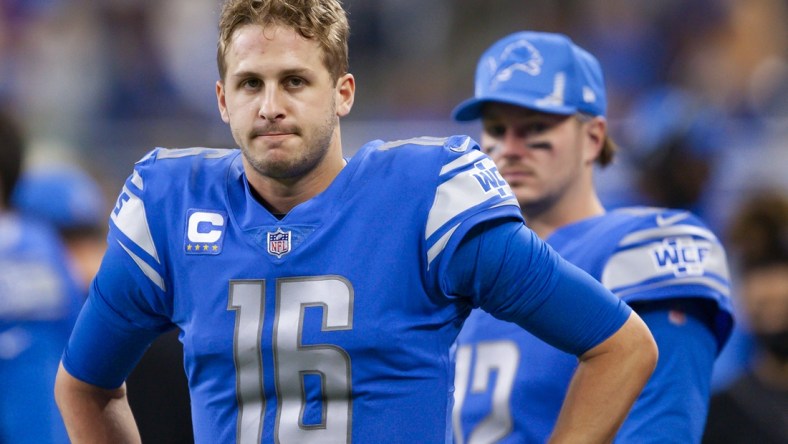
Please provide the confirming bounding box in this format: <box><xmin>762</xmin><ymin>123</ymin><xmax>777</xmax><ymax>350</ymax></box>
<box><xmin>185</xmin><ymin>209</ymin><xmax>227</xmax><ymax>255</ymax></box>
<box><xmin>489</xmin><ymin>38</ymin><xmax>543</xmax><ymax>88</ymax></box>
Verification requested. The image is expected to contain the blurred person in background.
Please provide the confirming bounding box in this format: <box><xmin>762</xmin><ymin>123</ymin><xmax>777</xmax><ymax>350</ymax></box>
<box><xmin>623</xmin><ymin>87</ymin><xmax>726</xmax><ymax>227</ymax></box>
<box><xmin>451</xmin><ymin>31</ymin><xmax>734</xmax><ymax>443</ymax></box>
<box><xmin>703</xmin><ymin>191</ymin><xmax>788</xmax><ymax>444</ymax></box>
<box><xmin>0</xmin><ymin>110</ymin><xmax>82</xmax><ymax>443</ymax></box>
<box><xmin>13</xmin><ymin>163</ymin><xmax>109</xmax><ymax>293</ymax></box>
<box><xmin>12</xmin><ymin>162</ymin><xmax>195</xmax><ymax>443</ymax></box>
<box><xmin>668</xmin><ymin>0</ymin><xmax>788</xmax><ymax>123</ymax></box>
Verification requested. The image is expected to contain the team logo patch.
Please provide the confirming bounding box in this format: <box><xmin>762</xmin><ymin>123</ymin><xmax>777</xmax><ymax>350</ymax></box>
<box><xmin>651</xmin><ymin>237</ymin><xmax>709</xmax><ymax>277</ymax></box>
<box><xmin>185</xmin><ymin>209</ymin><xmax>227</xmax><ymax>255</ymax></box>
<box><xmin>267</xmin><ymin>228</ymin><xmax>291</xmax><ymax>258</ymax></box>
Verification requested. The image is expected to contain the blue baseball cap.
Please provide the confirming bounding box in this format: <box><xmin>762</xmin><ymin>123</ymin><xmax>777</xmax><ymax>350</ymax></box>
<box><xmin>452</xmin><ymin>31</ymin><xmax>607</xmax><ymax>121</ymax></box>
<box><xmin>12</xmin><ymin>164</ymin><xmax>106</xmax><ymax>231</ymax></box>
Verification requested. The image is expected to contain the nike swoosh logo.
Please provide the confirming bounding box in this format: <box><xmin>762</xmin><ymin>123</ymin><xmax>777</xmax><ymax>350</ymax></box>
<box><xmin>656</xmin><ymin>212</ymin><xmax>690</xmax><ymax>227</ymax></box>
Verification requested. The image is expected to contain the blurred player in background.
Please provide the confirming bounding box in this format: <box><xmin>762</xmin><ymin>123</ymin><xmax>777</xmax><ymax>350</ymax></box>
<box><xmin>451</xmin><ymin>31</ymin><xmax>734</xmax><ymax>443</ymax></box>
<box><xmin>53</xmin><ymin>1</ymin><xmax>658</xmax><ymax>442</ymax></box>
<box><xmin>703</xmin><ymin>191</ymin><xmax>788</xmax><ymax>444</ymax></box>
<box><xmin>13</xmin><ymin>163</ymin><xmax>194</xmax><ymax>443</ymax></box>
<box><xmin>13</xmin><ymin>163</ymin><xmax>108</xmax><ymax>293</ymax></box>
<box><xmin>0</xmin><ymin>111</ymin><xmax>83</xmax><ymax>444</ymax></box>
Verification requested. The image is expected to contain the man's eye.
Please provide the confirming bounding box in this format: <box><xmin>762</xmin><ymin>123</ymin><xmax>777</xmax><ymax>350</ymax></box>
<box><xmin>485</xmin><ymin>125</ymin><xmax>506</xmax><ymax>138</ymax></box>
<box><xmin>285</xmin><ymin>77</ymin><xmax>305</xmax><ymax>88</ymax></box>
<box><xmin>524</xmin><ymin>122</ymin><xmax>548</xmax><ymax>135</ymax></box>
<box><xmin>242</xmin><ymin>78</ymin><xmax>262</xmax><ymax>89</ymax></box>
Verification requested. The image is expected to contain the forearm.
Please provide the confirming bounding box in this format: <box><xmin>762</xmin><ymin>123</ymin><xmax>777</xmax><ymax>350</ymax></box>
<box><xmin>55</xmin><ymin>363</ymin><xmax>141</xmax><ymax>444</ymax></box>
<box><xmin>549</xmin><ymin>312</ymin><xmax>658</xmax><ymax>444</ymax></box>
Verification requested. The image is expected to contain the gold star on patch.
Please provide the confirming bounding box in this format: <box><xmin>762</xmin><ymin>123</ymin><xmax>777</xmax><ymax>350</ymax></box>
<box><xmin>186</xmin><ymin>244</ymin><xmax>193</xmax><ymax>251</ymax></box>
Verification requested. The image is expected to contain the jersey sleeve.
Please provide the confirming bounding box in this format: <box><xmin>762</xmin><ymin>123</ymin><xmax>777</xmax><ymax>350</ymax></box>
<box><xmin>60</xmin><ymin>278</ymin><xmax>167</xmax><ymax>389</ymax></box>
<box><xmin>601</xmin><ymin>209</ymin><xmax>734</xmax><ymax>350</ymax></box>
<box><xmin>61</xmin><ymin>149</ymin><xmax>176</xmax><ymax>388</ymax></box>
<box><xmin>416</xmin><ymin>135</ymin><xmax>523</xmax><ymax>278</ymax></box>
<box><xmin>444</xmin><ymin>219</ymin><xmax>632</xmax><ymax>356</ymax></box>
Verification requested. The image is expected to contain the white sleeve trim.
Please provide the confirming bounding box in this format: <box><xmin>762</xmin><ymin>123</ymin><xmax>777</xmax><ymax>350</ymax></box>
<box><xmin>117</xmin><ymin>240</ymin><xmax>166</xmax><ymax>291</ymax></box>
<box><xmin>110</xmin><ymin>185</ymin><xmax>160</xmax><ymax>263</ymax></box>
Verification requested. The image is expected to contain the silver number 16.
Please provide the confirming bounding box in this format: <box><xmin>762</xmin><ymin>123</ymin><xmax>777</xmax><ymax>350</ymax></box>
<box><xmin>228</xmin><ymin>276</ymin><xmax>354</xmax><ymax>444</ymax></box>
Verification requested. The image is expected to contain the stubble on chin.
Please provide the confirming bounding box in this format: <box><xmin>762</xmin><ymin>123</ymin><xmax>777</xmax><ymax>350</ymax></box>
<box><xmin>241</xmin><ymin>143</ymin><xmax>305</xmax><ymax>180</ymax></box>
<box><xmin>238</xmin><ymin>105</ymin><xmax>339</xmax><ymax>181</ymax></box>
<box><xmin>240</xmin><ymin>133</ymin><xmax>331</xmax><ymax>181</ymax></box>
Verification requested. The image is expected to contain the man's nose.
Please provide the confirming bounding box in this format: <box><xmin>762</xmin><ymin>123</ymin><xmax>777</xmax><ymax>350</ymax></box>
<box><xmin>259</xmin><ymin>87</ymin><xmax>286</xmax><ymax>121</ymax></box>
<box><xmin>496</xmin><ymin>130</ymin><xmax>528</xmax><ymax>158</ymax></box>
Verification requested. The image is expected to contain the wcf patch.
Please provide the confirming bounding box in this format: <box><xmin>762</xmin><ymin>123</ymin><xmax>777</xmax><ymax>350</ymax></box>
<box><xmin>472</xmin><ymin>158</ymin><xmax>512</xmax><ymax>198</ymax></box>
<box><xmin>185</xmin><ymin>209</ymin><xmax>227</xmax><ymax>255</ymax></box>
<box><xmin>651</xmin><ymin>237</ymin><xmax>709</xmax><ymax>277</ymax></box>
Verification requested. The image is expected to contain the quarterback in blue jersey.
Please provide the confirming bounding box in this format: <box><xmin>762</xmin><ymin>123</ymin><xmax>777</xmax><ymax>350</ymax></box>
<box><xmin>0</xmin><ymin>112</ymin><xmax>83</xmax><ymax>444</ymax></box>
<box><xmin>54</xmin><ymin>2</ymin><xmax>658</xmax><ymax>443</ymax></box>
<box><xmin>452</xmin><ymin>31</ymin><xmax>734</xmax><ymax>443</ymax></box>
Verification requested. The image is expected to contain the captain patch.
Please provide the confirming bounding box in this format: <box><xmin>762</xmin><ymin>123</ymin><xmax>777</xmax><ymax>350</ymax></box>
<box><xmin>185</xmin><ymin>209</ymin><xmax>227</xmax><ymax>255</ymax></box>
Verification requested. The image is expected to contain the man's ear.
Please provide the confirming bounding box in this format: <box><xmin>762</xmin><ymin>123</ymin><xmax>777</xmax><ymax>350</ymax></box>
<box><xmin>216</xmin><ymin>80</ymin><xmax>230</xmax><ymax>124</ymax></box>
<box><xmin>335</xmin><ymin>73</ymin><xmax>355</xmax><ymax>117</ymax></box>
<box><xmin>584</xmin><ymin>117</ymin><xmax>606</xmax><ymax>164</ymax></box>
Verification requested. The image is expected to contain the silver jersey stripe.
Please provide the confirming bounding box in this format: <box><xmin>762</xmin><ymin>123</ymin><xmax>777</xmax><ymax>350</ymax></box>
<box><xmin>439</xmin><ymin>148</ymin><xmax>485</xmax><ymax>176</ymax></box>
<box><xmin>155</xmin><ymin>147</ymin><xmax>235</xmax><ymax>159</ymax></box>
<box><xmin>117</xmin><ymin>240</ymin><xmax>165</xmax><ymax>291</ymax></box>
<box><xmin>111</xmin><ymin>185</ymin><xmax>160</xmax><ymax>263</ymax></box>
<box><xmin>613</xmin><ymin>276</ymin><xmax>730</xmax><ymax>299</ymax></box>
<box><xmin>130</xmin><ymin>170</ymin><xmax>143</xmax><ymax>190</ymax></box>
<box><xmin>426</xmin><ymin>201</ymin><xmax>517</xmax><ymax>268</ymax></box>
<box><xmin>619</xmin><ymin>224</ymin><xmax>717</xmax><ymax>247</ymax></box>
<box><xmin>427</xmin><ymin>223</ymin><xmax>459</xmax><ymax>268</ymax></box>
<box><xmin>377</xmin><ymin>136</ymin><xmax>446</xmax><ymax>151</ymax></box>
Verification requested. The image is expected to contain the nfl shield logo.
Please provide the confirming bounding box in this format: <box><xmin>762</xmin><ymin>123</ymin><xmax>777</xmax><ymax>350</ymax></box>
<box><xmin>267</xmin><ymin>228</ymin><xmax>291</xmax><ymax>258</ymax></box>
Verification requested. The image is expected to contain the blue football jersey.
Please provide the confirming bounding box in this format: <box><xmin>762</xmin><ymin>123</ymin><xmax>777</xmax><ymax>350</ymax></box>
<box><xmin>0</xmin><ymin>214</ymin><xmax>83</xmax><ymax>444</ymax></box>
<box><xmin>66</xmin><ymin>136</ymin><xmax>537</xmax><ymax>443</ymax></box>
<box><xmin>454</xmin><ymin>207</ymin><xmax>734</xmax><ymax>443</ymax></box>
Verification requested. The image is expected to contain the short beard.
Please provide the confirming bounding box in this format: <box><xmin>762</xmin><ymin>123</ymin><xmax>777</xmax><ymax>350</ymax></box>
<box><xmin>242</xmin><ymin>111</ymin><xmax>338</xmax><ymax>181</ymax></box>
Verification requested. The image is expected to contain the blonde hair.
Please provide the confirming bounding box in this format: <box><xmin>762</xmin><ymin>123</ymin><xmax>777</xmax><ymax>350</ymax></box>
<box><xmin>217</xmin><ymin>0</ymin><xmax>349</xmax><ymax>82</ymax></box>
